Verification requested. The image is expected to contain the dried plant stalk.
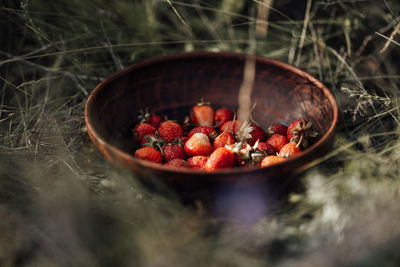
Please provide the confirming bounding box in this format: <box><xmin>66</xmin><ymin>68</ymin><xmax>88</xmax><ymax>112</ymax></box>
<box><xmin>238</xmin><ymin>56</ymin><xmax>256</xmax><ymax>122</ymax></box>
<box><xmin>238</xmin><ymin>0</ymin><xmax>273</xmax><ymax>122</ymax></box>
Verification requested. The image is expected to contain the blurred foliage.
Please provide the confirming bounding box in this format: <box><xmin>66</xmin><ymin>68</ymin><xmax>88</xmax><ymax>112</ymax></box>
<box><xmin>2</xmin><ymin>0</ymin><xmax>400</xmax><ymax>266</ymax></box>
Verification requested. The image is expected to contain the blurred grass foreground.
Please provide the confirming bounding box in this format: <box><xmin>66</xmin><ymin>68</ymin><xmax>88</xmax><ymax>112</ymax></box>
<box><xmin>2</xmin><ymin>0</ymin><xmax>400</xmax><ymax>266</ymax></box>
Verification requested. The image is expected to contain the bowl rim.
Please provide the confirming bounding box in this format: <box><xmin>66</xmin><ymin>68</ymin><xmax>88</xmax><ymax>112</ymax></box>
<box><xmin>85</xmin><ymin>51</ymin><xmax>339</xmax><ymax>176</ymax></box>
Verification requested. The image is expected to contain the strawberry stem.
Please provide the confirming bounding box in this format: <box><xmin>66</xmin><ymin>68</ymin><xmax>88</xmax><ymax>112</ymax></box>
<box><xmin>197</xmin><ymin>98</ymin><xmax>211</xmax><ymax>106</ymax></box>
<box><xmin>296</xmin><ymin>133</ymin><xmax>304</xmax><ymax>148</ymax></box>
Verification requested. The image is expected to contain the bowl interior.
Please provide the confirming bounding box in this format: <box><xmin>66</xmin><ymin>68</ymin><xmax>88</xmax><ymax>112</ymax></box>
<box><xmin>88</xmin><ymin>52</ymin><xmax>336</xmax><ymax>162</ymax></box>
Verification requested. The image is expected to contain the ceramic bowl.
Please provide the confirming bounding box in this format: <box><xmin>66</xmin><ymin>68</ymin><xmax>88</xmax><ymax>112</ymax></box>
<box><xmin>85</xmin><ymin>52</ymin><xmax>338</xmax><ymax>192</ymax></box>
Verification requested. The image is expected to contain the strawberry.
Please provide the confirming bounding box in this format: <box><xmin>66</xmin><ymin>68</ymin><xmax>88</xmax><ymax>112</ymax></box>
<box><xmin>162</xmin><ymin>143</ymin><xmax>185</xmax><ymax>162</ymax></box>
<box><xmin>149</xmin><ymin>115</ymin><xmax>163</xmax><ymax>128</ymax></box>
<box><xmin>213</xmin><ymin>132</ymin><xmax>235</xmax><ymax>149</ymax></box>
<box><xmin>287</xmin><ymin>119</ymin><xmax>318</xmax><ymax>148</ymax></box>
<box><xmin>204</xmin><ymin>147</ymin><xmax>236</xmax><ymax>171</ymax></box>
<box><xmin>188</xmin><ymin>126</ymin><xmax>218</xmax><ymax>140</ymax></box>
<box><xmin>279</xmin><ymin>142</ymin><xmax>301</xmax><ymax>158</ymax></box>
<box><xmin>238</xmin><ymin>157</ymin><xmax>261</xmax><ymax>168</ymax></box>
<box><xmin>133</xmin><ymin>123</ymin><xmax>156</xmax><ymax>141</ymax></box>
<box><xmin>220</xmin><ymin>120</ymin><xmax>243</xmax><ymax>134</ymax></box>
<box><xmin>214</xmin><ymin>108</ymin><xmax>234</xmax><ymax>128</ymax></box>
<box><xmin>164</xmin><ymin>158</ymin><xmax>187</xmax><ymax>168</ymax></box>
<box><xmin>236</xmin><ymin>156</ymin><xmax>247</xmax><ymax>167</ymax></box>
<box><xmin>179</xmin><ymin>136</ymin><xmax>189</xmax><ymax>146</ymax></box>
<box><xmin>157</xmin><ymin>120</ymin><xmax>183</xmax><ymax>143</ymax></box>
<box><xmin>190</xmin><ymin>101</ymin><xmax>214</xmax><ymax>127</ymax></box>
<box><xmin>187</xmin><ymin>155</ymin><xmax>208</xmax><ymax>169</ymax></box>
<box><xmin>184</xmin><ymin>133</ymin><xmax>213</xmax><ymax>157</ymax></box>
<box><xmin>247</xmin><ymin>123</ymin><xmax>267</xmax><ymax>146</ymax></box>
<box><xmin>134</xmin><ymin>147</ymin><xmax>163</xmax><ymax>163</ymax></box>
<box><xmin>267</xmin><ymin>123</ymin><xmax>288</xmax><ymax>136</ymax></box>
<box><xmin>138</xmin><ymin>109</ymin><xmax>163</xmax><ymax>128</ymax></box>
<box><xmin>260</xmin><ymin>155</ymin><xmax>286</xmax><ymax>167</ymax></box>
<box><xmin>257</xmin><ymin>141</ymin><xmax>275</xmax><ymax>156</ymax></box>
<box><xmin>266</xmin><ymin>133</ymin><xmax>289</xmax><ymax>153</ymax></box>
<box><xmin>287</xmin><ymin>119</ymin><xmax>304</xmax><ymax>140</ymax></box>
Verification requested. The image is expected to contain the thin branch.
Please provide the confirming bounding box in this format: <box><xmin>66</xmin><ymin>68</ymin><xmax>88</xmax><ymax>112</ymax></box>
<box><xmin>255</xmin><ymin>0</ymin><xmax>274</xmax><ymax>37</ymax></box>
<box><xmin>238</xmin><ymin>1</ymin><xmax>273</xmax><ymax>122</ymax></box>
<box><xmin>379</xmin><ymin>21</ymin><xmax>400</xmax><ymax>53</ymax></box>
<box><xmin>0</xmin><ymin>50</ymin><xmax>88</xmax><ymax>95</ymax></box>
<box><xmin>295</xmin><ymin>0</ymin><xmax>312</xmax><ymax>66</ymax></box>
<box><xmin>166</xmin><ymin>0</ymin><xmax>194</xmax><ymax>37</ymax></box>
<box><xmin>0</xmin><ymin>40</ymin><xmax>251</xmax><ymax>65</ymax></box>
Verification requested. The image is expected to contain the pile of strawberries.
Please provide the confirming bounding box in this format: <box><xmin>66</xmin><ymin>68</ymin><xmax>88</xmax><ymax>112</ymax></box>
<box><xmin>133</xmin><ymin>101</ymin><xmax>317</xmax><ymax>172</ymax></box>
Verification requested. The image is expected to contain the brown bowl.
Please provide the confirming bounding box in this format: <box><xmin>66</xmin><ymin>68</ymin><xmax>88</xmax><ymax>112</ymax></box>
<box><xmin>85</xmin><ymin>52</ymin><xmax>338</xmax><ymax>192</ymax></box>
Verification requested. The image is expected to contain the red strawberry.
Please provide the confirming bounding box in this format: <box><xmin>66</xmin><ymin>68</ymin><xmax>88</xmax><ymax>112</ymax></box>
<box><xmin>247</xmin><ymin>123</ymin><xmax>267</xmax><ymax>146</ymax></box>
<box><xmin>220</xmin><ymin>120</ymin><xmax>242</xmax><ymax>134</ymax></box>
<box><xmin>279</xmin><ymin>142</ymin><xmax>301</xmax><ymax>158</ymax></box>
<box><xmin>287</xmin><ymin>119</ymin><xmax>304</xmax><ymax>140</ymax></box>
<box><xmin>238</xmin><ymin>157</ymin><xmax>261</xmax><ymax>168</ymax></box>
<box><xmin>266</xmin><ymin>133</ymin><xmax>288</xmax><ymax>153</ymax></box>
<box><xmin>149</xmin><ymin>115</ymin><xmax>163</xmax><ymax>128</ymax></box>
<box><xmin>184</xmin><ymin>133</ymin><xmax>213</xmax><ymax>157</ymax></box>
<box><xmin>287</xmin><ymin>119</ymin><xmax>318</xmax><ymax>148</ymax></box>
<box><xmin>187</xmin><ymin>155</ymin><xmax>208</xmax><ymax>169</ymax></box>
<box><xmin>162</xmin><ymin>143</ymin><xmax>185</xmax><ymax>162</ymax></box>
<box><xmin>164</xmin><ymin>158</ymin><xmax>187</xmax><ymax>168</ymax></box>
<box><xmin>236</xmin><ymin>156</ymin><xmax>246</xmax><ymax>167</ymax></box>
<box><xmin>268</xmin><ymin>123</ymin><xmax>288</xmax><ymax>136</ymax></box>
<box><xmin>188</xmin><ymin>126</ymin><xmax>218</xmax><ymax>140</ymax></box>
<box><xmin>204</xmin><ymin>147</ymin><xmax>236</xmax><ymax>171</ymax></box>
<box><xmin>257</xmin><ymin>141</ymin><xmax>275</xmax><ymax>156</ymax></box>
<box><xmin>214</xmin><ymin>108</ymin><xmax>234</xmax><ymax>128</ymax></box>
<box><xmin>158</xmin><ymin>121</ymin><xmax>183</xmax><ymax>143</ymax></box>
<box><xmin>133</xmin><ymin>123</ymin><xmax>156</xmax><ymax>141</ymax></box>
<box><xmin>260</xmin><ymin>155</ymin><xmax>286</xmax><ymax>167</ymax></box>
<box><xmin>138</xmin><ymin>109</ymin><xmax>163</xmax><ymax>128</ymax></box>
<box><xmin>179</xmin><ymin>136</ymin><xmax>189</xmax><ymax>146</ymax></box>
<box><xmin>190</xmin><ymin>101</ymin><xmax>214</xmax><ymax>127</ymax></box>
<box><xmin>134</xmin><ymin>147</ymin><xmax>163</xmax><ymax>163</ymax></box>
<box><xmin>213</xmin><ymin>132</ymin><xmax>235</xmax><ymax>149</ymax></box>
